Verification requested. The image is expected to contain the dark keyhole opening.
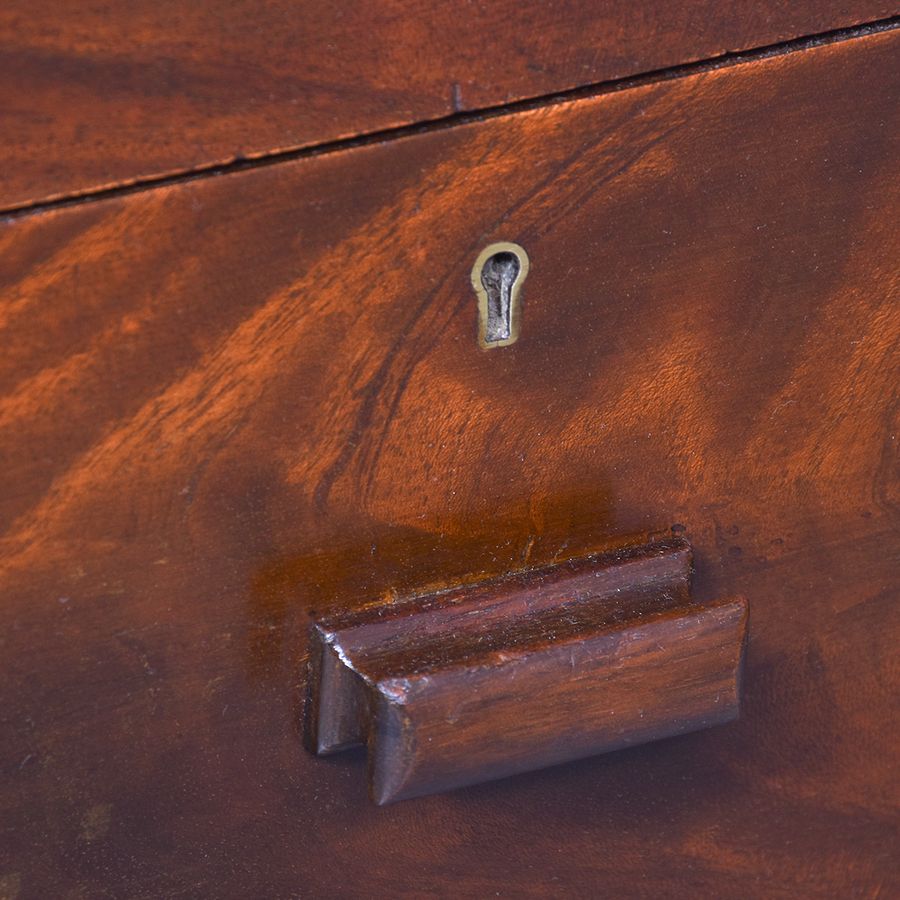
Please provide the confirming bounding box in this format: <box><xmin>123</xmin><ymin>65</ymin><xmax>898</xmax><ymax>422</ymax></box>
<box><xmin>480</xmin><ymin>251</ymin><xmax>521</xmax><ymax>343</ymax></box>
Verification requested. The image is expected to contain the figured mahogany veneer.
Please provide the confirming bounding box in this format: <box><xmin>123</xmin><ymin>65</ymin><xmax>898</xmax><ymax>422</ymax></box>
<box><xmin>306</xmin><ymin>539</ymin><xmax>748</xmax><ymax>803</ymax></box>
<box><xmin>0</xmin><ymin>26</ymin><xmax>897</xmax><ymax>899</ymax></box>
<box><xmin>0</xmin><ymin>2</ymin><xmax>896</xmax><ymax>209</ymax></box>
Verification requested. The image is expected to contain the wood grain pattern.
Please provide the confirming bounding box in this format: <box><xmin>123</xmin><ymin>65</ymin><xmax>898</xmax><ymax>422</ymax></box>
<box><xmin>307</xmin><ymin>539</ymin><xmax>748</xmax><ymax>804</ymax></box>
<box><xmin>0</xmin><ymin>27</ymin><xmax>898</xmax><ymax>897</ymax></box>
<box><xmin>0</xmin><ymin>1</ymin><xmax>896</xmax><ymax>209</ymax></box>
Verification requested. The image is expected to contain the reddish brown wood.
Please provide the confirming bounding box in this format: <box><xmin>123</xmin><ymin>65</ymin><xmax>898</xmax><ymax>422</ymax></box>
<box><xmin>0</xmin><ymin>27</ymin><xmax>898</xmax><ymax>898</ymax></box>
<box><xmin>0</xmin><ymin>2</ymin><xmax>895</xmax><ymax>209</ymax></box>
<box><xmin>307</xmin><ymin>539</ymin><xmax>748</xmax><ymax>804</ymax></box>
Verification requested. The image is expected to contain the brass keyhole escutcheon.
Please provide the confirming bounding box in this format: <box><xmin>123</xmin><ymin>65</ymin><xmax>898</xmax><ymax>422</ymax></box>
<box><xmin>471</xmin><ymin>242</ymin><xmax>530</xmax><ymax>349</ymax></box>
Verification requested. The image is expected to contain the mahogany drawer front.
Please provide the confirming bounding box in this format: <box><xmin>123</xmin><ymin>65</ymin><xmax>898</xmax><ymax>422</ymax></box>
<box><xmin>1</xmin><ymin>1</ymin><xmax>897</xmax><ymax>210</ymax></box>
<box><xmin>1</xmin><ymin>26</ymin><xmax>897</xmax><ymax>898</ymax></box>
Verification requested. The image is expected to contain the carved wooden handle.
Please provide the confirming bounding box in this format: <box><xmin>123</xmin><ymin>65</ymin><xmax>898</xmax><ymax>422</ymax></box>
<box><xmin>304</xmin><ymin>538</ymin><xmax>748</xmax><ymax>804</ymax></box>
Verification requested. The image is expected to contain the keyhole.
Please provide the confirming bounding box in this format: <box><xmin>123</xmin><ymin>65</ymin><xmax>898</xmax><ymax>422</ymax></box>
<box><xmin>471</xmin><ymin>242</ymin><xmax>530</xmax><ymax>348</ymax></box>
<box><xmin>481</xmin><ymin>252</ymin><xmax>519</xmax><ymax>342</ymax></box>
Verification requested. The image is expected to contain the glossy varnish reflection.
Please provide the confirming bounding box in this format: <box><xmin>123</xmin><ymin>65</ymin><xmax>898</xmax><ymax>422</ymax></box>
<box><xmin>0</xmin><ymin>27</ymin><xmax>898</xmax><ymax>898</ymax></box>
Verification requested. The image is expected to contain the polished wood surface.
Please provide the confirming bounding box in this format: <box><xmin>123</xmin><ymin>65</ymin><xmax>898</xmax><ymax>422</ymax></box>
<box><xmin>0</xmin><ymin>1</ymin><xmax>896</xmax><ymax>210</ymax></box>
<box><xmin>308</xmin><ymin>539</ymin><xmax>748</xmax><ymax>804</ymax></box>
<box><xmin>1</xmin><ymin>26</ymin><xmax>898</xmax><ymax>897</ymax></box>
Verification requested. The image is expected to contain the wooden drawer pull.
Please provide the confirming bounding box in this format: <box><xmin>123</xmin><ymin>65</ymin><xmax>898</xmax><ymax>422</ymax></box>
<box><xmin>304</xmin><ymin>538</ymin><xmax>748</xmax><ymax>804</ymax></box>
